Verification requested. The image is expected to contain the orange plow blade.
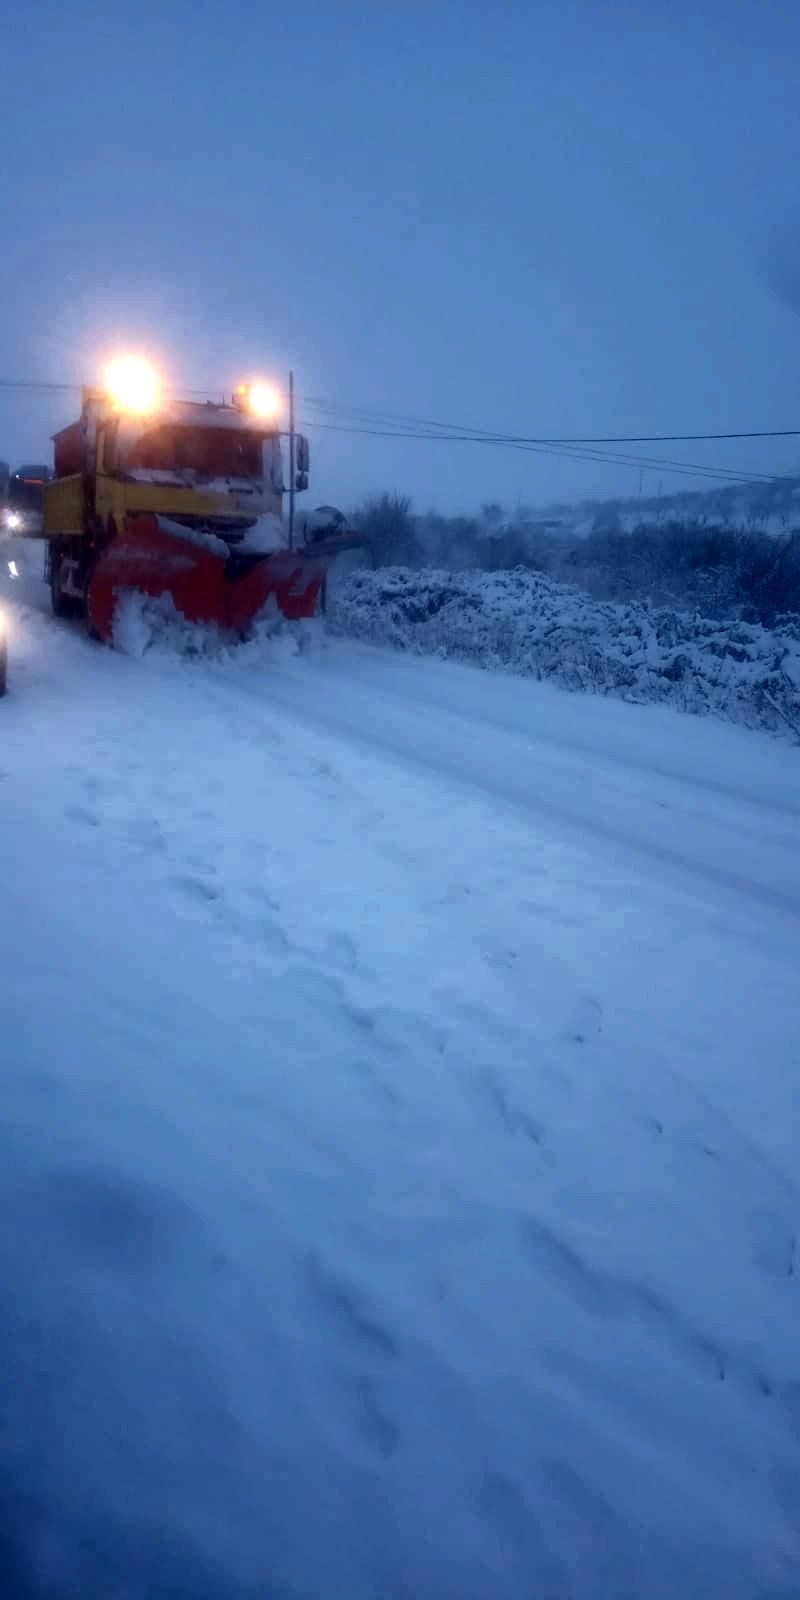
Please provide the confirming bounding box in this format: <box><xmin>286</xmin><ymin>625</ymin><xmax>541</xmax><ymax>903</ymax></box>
<box><xmin>86</xmin><ymin>514</ymin><xmax>336</xmax><ymax>643</ymax></box>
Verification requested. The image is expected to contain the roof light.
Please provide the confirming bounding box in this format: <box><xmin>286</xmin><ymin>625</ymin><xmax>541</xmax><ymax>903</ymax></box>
<box><xmin>234</xmin><ymin>380</ymin><xmax>280</xmax><ymax>419</ymax></box>
<box><xmin>105</xmin><ymin>355</ymin><xmax>161</xmax><ymax>414</ymax></box>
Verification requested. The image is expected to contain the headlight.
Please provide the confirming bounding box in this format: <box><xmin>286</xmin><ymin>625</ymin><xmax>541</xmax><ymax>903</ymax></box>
<box><xmin>105</xmin><ymin>354</ymin><xmax>161</xmax><ymax>414</ymax></box>
<box><xmin>235</xmin><ymin>380</ymin><xmax>280</xmax><ymax>418</ymax></box>
<box><xmin>8</xmin><ymin>560</ymin><xmax>19</xmax><ymax>579</ymax></box>
<box><xmin>5</xmin><ymin>511</ymin><xmax>21</xmax><ymax>531</ymax></box>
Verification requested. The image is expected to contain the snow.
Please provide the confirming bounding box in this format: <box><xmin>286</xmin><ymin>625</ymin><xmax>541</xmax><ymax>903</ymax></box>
<box><xmin>330</xmin><ymin>565</ymin><xmax>800</xmax><ymax>740</ymax></box>
<box><xmin>112</xmin><ymin>589</ymin><xmax>300</xmax><ymax>662</ymax></box>
<box><xmin>506</xmin><ymin>474</ymin><xmax>800</xmax><ymax>544</ymax></box>
<box><xmin>0</xmin><ymin>544</ymin><xmax>799</xmax><ymax>1597</ymax></box>
<box><xmin>237</xmin><ymin>511</ymin><xmax>288</xmax><ymax>553</ymax></box>
<box><xmin>154</xmin><ymin>515</ymin><xmax>230</xmax><ymax>557</ymax></box>
<box><xmin>125</xmin><ymin>467</ymin><xmax>266</xmax><ymax>495</ymax></box>
<box><xmin>117</xmin><ymin>402</ymin><xmax>275</xmax><ymax>434</ymax></box>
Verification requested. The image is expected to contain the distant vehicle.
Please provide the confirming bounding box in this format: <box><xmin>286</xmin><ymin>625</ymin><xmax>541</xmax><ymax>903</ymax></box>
<box><xmin>4</xmin><ymin>464</ymin><xmax>52</xmax><ymax>535</ymax></box>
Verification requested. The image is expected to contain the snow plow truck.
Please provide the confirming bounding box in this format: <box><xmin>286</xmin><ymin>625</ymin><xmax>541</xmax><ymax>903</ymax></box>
<box><xmin>41</xmin><ymin>361</ymin><xmax>360</xmax><ymax>642</ymax></box>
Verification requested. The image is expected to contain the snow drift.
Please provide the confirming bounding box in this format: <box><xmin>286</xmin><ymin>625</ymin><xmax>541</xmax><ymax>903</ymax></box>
<box><xmin>329</xmin><ymin>566</ymin><xmax>800</xmax><ymax>739</ymax></box>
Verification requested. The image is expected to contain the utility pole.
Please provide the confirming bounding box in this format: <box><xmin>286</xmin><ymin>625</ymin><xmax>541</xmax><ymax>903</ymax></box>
<box><xmin>288</xmin><ymin>369</ymin><xmax>295</xmax><ymax>550</ymax></box>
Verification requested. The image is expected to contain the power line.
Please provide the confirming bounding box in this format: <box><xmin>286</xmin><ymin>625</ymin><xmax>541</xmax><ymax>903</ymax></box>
<box><xmin>0</xmin><ymin>377</ymin><xmax>78</xmax><ymax>393</ymax></box>
<box><xmin>300</xmin><ymin>394</ymin><xmax>798</xmax><ymax>484</ymax></box>
<box><xmin>1</xmin><ymin>373</ymin><xmax>797</xmax><ymax>448</ymax></box>
<box><xmin>301</xmin><ymin>395</ymin><xmax>800</xmax><ymax>447</ymax></box>
<box><xmin>1</xmin><ymin>374</ymin><xmax>798</xmax><ymax>445</ymax></box>
<box><xmin>0</xmin><ymin>377</ymin><xmax>220</xmax><ymax>398</ymax></box>
<box><xmin>0</xmin><ymin>373</ymin><xmax>796</xmax><ymax>486</ymax></box>
<box><xmin>298</xmin><ymin>418</ymin><xmax>786</xmax><ymax>487</ymax></box>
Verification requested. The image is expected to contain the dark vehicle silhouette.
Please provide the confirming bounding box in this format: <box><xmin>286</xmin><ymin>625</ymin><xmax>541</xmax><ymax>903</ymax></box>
<box><xmin>4</xmin><ymin>464</ymin><xmax>52</xmax><ymax>534</ymax></box>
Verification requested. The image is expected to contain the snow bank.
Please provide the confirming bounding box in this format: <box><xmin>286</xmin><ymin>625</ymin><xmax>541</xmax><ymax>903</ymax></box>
<box><xmin>330</xmin><ymin>566</ymin><xmax>800</xmax><ymax>740</ymax></box>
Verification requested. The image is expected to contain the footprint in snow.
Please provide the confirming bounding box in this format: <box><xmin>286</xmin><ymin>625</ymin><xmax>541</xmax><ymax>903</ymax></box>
<box><xmin>354</xmin><ymin>1375</ymin><xmax>400</xmax><ymax>1458</ymax></box>
<box><xmin>68</xmin><ymin>770</ymin><xmax>106</xmax><ymax>798</ymax></box>
<box><xmin>476</xmin><ymin>1065</ymin><xmax>545</xmax><ymax>1146</ymax></box>
<box><xmin>521</xmin><ymin>1215</ymin><xmax>731</xmax><ymax>1386</ymax></box>
<box><xmin>562</xmin><ymin>995</ymin><xmax>603</xmax><ymax>1046</ymax></box>
<box><xmin>306</xmin><ymin>1256</ymin><xmax>398</xmax><ymax>1361</ymax></box>
<box><xmin>750</xmin><ymin>1209</ymin><xmax>797</xmax><ymax>1281</ymax></box>
<box><xmin>541</xmin><ymin>1460</ymin><xmax>633</xmax><ymax>1591</ymax></box>
<box><xmin>126</xmin><ymin>814</ymin><xmax>165</xmax><ymax>853</ymax></box>
<box><xmin>320</xmin><ymin>929</ymin><xmax>360</xmax><ymax>975</ymax></box>
<box><xmin>241</xmin><ymin>881</ymin><xmax>280</xmax><ymax>914</ymax></box>
<box><xmin>64</xmin><ymin>803</ymin><xmax>101</xmax><ymax>829</ymax></box>
<box><xmin>171</xmin><ymin>872</ymin><xmax>222</xmax><ymax>905</ymax></box>
<box><xmin>225</xmin><ymin>907</ymin><xmax>289</xmax><ymax>960</ymax></box>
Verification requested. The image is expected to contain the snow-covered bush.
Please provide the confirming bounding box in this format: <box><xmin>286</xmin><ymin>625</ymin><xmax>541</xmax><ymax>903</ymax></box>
<box><xmin>329</xmin><ymin>567</ymin><xmax>800</xmax><ymax>740</ymax></box>
<box><xmin>355</xmin><ymin>492</ymin><xmax>800</xmax><ymax>621</ymax></box>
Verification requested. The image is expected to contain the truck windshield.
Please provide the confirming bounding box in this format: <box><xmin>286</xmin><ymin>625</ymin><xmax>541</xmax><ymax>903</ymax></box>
<box><xmin>127</xmin><ymin>426</ymin><xmax>263</xmax><ymax>480</ymax></box>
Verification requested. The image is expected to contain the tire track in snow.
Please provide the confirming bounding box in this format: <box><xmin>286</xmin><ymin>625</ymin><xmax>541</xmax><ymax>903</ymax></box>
<box><xmin>200</xmin><ymin>660</ymin><xmax>800</xmax><ymax>925</ymax></box>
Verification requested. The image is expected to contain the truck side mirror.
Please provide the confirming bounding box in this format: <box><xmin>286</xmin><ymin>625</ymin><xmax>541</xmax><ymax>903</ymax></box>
<box><xmin>295</xmin><ymin>435</ymin><xmax>310</xmax><ymax>474</ymax></box>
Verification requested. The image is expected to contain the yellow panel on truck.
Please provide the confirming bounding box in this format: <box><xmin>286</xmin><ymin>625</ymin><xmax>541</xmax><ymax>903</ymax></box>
<box><xmin>42</xmin><ymin>474</ymin><xmax>84</xmax><ymax>537</ymax></box>
<box><xmin>94</xmin><ymin>476</ymin><xmax>263</xmax><ymax>529</ymax></box>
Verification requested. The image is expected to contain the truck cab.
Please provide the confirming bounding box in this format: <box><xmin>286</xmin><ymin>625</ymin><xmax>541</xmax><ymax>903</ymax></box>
<box><xmin>46</xmin><ymin>390</ymin><xmax>290</xmax><ymax>546</ymax></box>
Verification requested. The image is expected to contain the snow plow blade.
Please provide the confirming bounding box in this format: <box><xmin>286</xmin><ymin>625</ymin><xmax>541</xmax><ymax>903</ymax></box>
<box><xmin>86</xmin><ymin>514</ymin><xmax>341</xmax><ymax>643</ymax></box>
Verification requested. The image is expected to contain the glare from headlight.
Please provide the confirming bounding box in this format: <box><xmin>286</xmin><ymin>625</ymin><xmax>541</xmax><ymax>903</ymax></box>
<box><xmin>105</xmin><ymin>354</ymin><xmax>161</xmax><ymax>414</ymax></box>
<box><xmin>5</xmin><ymin>511</ymin><xmax>21</xmax><ymax>531</ymax></box>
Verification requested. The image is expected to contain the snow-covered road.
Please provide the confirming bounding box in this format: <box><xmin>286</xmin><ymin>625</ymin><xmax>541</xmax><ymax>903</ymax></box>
<box><xmin>1</xmin><ymin>552</ymin><xmax>798</xmax><ymax>1598</ymax></box>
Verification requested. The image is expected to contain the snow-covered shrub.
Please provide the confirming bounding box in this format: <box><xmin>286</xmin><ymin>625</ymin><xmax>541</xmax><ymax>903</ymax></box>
<box><xmin>329</xmin><ymin>567</ymin><xmax>800</xmax><ymax>740</ymax></box>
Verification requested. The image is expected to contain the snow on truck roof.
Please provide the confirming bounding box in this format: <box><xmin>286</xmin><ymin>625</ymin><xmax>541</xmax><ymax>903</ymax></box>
<box><xmin>126</xmin><ymin>399</ymin><xmax>280</xmax><ymax>433</ymax></box>
<box><xmin>53</xmin><ymin>397</ymin><xmax>280</xmax><ymax>440</ymax></box>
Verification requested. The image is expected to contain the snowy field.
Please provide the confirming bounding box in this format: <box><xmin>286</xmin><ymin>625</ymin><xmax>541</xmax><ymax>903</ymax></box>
<box><xmin>0</xmin><ymin>544</ymin><xmax>799</xmax><ymax>1598</ymax></box>
<box><xmin>330</xmin><ymin>566</ymin><xmax>800</xmax><ymax>740</ymax></box>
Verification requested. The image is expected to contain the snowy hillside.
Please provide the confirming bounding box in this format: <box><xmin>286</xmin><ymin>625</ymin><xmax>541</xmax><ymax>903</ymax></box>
<box><xmin>519</xmin><ymin>472</ymin><xmax>800</xmax><ymax>541</ymax></box>
<box><xmin>356</xmin><ymin>491</ymin><xmax>800</xmax><ymax>620</ymax></box>
<box><xmin>330</xmin><ymin>566</ymin><xmax>800</xmax><ymax>739</ymax></box>
<box><xmin>0</xmin><ymin>547</ymin><xmax>799</xmax><ymax>1598</ymax></box>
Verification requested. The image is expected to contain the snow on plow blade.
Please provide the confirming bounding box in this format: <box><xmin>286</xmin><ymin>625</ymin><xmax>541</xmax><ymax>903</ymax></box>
<box><xmin>87</xmin><ymin>514</ymin><xmax>331</xmax><ymax>643</ymax></box>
